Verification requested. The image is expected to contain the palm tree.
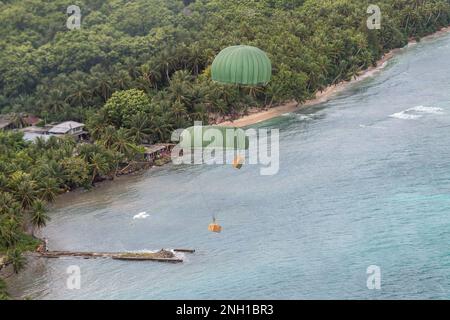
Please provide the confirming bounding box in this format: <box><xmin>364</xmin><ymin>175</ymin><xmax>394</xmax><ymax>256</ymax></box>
<box><xmin>58</xmin><ymin>136</ymin><xmax>77</xmax><ymax>156</ymax></box>
<box><xmin>0</xmin><ymin>174</ymin><xmax>7</xmax><ymax>193</ymax></box>
<box><xmin>112</xmin><ymin>129</ymin><xmax>139</xmax><ymax>159</ymax></box>
<box><xmin>187</xmin><ymin>43</ymin><xmax>206</xmax><ymax>75</ymax></box>
<box><xmin>8</xmin><ymin>113</ymin><xmax>26</xmax><ymax>129</ymax></box>
<box><xmin>66</xmin><ymin>73</ymin><xmax>92</xmax><ymax>107</ymax></box>
<box><xmin>157</xmin><ymin>48</ymin><xmax>178</xmax><ymax>83</ymax></box>
<box><xmin>30</xmin><ymin>200</ymin><xmax>50</xmax><ymax>237</ymax></box>
<box><xmin>38</xmin><ymin>160</ymin><xmax>66</xmax><ymax>186</ymax></box>
<box><xmin>112</xmin><ymin>69</ymin><xmax>132</xmax><ymax>91</ymax></box>
<box><xmin>45</xmin><ymin>89</ymin><xmax>69</xmax><ymax>115</ymax></box>
<box><xmin>12</xmin><ymin>180</ymin><xmax>38</xmax><ymax>210</ymax></box>
<box><xmin>0</xmin><ymin>192</ymin><xmax>17</xmax><ymax>213</ymax></box>
<box><xmin>151</xmin><ymin>115</ymin><xmax>174</xmax><ymax>142</ymax></box>
<box><xmin>37</xmin><ymin>178</ymin><xmax>60</xmax><ymax>202</ymax></box>
<box><xmin>0</xmin><ymin>192</ymin><xmax>22</xmax><ymax>235</ymax></box>
<box><xmin>6</xmin><ymin>249</ymin><xmax>25</xmax><ymax>275</ymax></box>
<box><xmin>123</xmin><ymin>57</ymin><xmax>139</xmax><ymax>78</ymax></box>
<box><xmin>0</xmin><ymin>278</ymin><xmax>8</xmax><ymax>299</ymax></box>
<box><xmin>170</xmin><ymin>101</ymin><xmax>189</xmax><ymax>125</ymax></box>
<box><xmin>4</xmin><ymin>203</ymin><xmax>23</xmax><ymax>227</ymax></box>
<box><xmin>99</xmin><ymin>125</ymin><xmax>118</xmax><ymax>149</ymax></box>
<box><xmin>85</xmin><ymin>111</ymin><xmax>107</xmax><ymax>141</ymax></box>
<box><xmin>89</xmin><ymin>153</ymin><xmax>110</xmax><ymax>185</ymax></box>
<box><xmin>91</xmin><ymin>67</ymin><xmax>113</xmax><ymax>102</ymax></box>
<box><xmin>45</xmin><ymin>136</ymin><xmax>60</xmax><ymax>150</ymax></box>
<box><xmin>109</xmin><ymin>151</ymin><xmax>125</xmax><ymax>179</ymax></box>
<box><xmin>34</xmin><ymin>136</ymin><xmax>48</xmax><ymax>151</ymax></box>
<box><xmin>0</xmin><ymin>217</ymin><xmax>20</xmax><ymax>249</ymax></box>
<box><xmin>77</xmin><ymin>143</ymin><xmax>103</xmax><ymax>163</ymax></box>
<box><xmin>126</xmin><ymin>112</ymin><xmax>152</xmax><ymax>144</ymax></box>
<box><xmin>192</xmin><ymin>103</ymin><xmax>209</xmax><ymax>123</ymax></box>
<box><xmin>139</xmin><ymin>62</ymin><xmax>162</xmax><ymax>90</ymax></box>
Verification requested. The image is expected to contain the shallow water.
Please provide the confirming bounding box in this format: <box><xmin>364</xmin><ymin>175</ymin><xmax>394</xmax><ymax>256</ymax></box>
<box><xmin>9</xmin><ymin>33</ymin><xmax>450</xmax><ymax>299</ymax></box>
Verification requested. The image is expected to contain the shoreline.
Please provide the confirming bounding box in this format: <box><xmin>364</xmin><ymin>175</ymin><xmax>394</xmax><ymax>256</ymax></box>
<box><xmin>218</xmin><ymin>26</ymin><xmax>450</xmax><ymax>128</ymax></box>
<box><xmin>4</xmin><ymin>25</ymin><xmax>450</xmax><ymax>300</ymax></box>
<box><xmin>13</xmin><ymin>25</ymin><xmax>450</xmax><ymax>223</ymax></box>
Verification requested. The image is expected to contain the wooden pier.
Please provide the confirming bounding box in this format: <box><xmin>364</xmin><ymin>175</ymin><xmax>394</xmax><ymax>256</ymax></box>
<box><xmin>173</xmin><ymin>249</ymin><xmax>196</xmax><ymax>253</ymax></box>
<box><xmin>38</xmin><ymin>249</ymin><xmax>194</xmax><ymax>264</ymax></box>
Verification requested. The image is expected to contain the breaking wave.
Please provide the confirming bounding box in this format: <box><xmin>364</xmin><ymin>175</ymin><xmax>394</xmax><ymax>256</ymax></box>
<box><xmin>389</xmin><ymin>105</ymin><xmax>444</xmax><ymax>120</ymax></box>
<box><xmin>282</xmin><ymin>113</ymin><xmax>313</xmax><ymax>121</ymax></box>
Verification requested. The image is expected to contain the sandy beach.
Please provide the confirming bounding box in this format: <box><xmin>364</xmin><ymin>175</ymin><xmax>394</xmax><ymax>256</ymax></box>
<box><xmin>219</xmin><ymin>26</ymin><xmax>450</xmax><ymax>128</ymax></box>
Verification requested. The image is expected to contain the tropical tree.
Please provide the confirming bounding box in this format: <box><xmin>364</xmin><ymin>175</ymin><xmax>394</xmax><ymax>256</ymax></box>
<box><xmin>102</xmin><ymin>89</ymin><xmax>152</xmax><ymax>127</ymax></box>
<box><xmin>98</xmin><ymin>125</ymin><xmax>118</xmax><ymax>149</ymax></box>
<box><xmin>6</xmin><ymin>249</ymin><xmax>26</xmax><ymax>275</ymax></box>
<box><xmin>30</xmin><ymin>200</ymin><xmax>50</xmax><ymax>237</ymax></box>
<box><xmin>60</xmin><ymin>157</ymin><xmax>91</xmax><ymax>189</ymax></box>
<box><xmin>0</xmin><ymin>278</ymin><xmax>9</xmax><ymax>300</ymax></box>
<box><xmin>11</xmin><ymin>180</ymin><xmax>38</xmax><ymax>210</ymax></box>
<box><xmin>139</xmin><ymin>62</ymin><xmax>162</xmax><ymax>90</ymax></box>
<box><xmin>37</xmin><ymin>178</ymin><xmax>60</xmax><ymax>202</ymax></box>
<box><xmin>0</xmin><ymin>217</ymin><xmax>20</xmax><ymax>249</ymax></box>
<box><xmin>89</xmin><ymin>152</ymin><xmax>111</xmax><ymax>185</ymax></box>
<box><xmin>7</xmin><ymin>113</ymin><xmax>26</xmax><ymax>129</ymax></box>
<box><xmin>125</xmin><ymin>112</ymin><xmax>153</xmax><ymax>144</ymax></box>
<box><xmin>111</xmin><ymin>129</ymin><xmax>140</xmax><ymax>159</ymax></box>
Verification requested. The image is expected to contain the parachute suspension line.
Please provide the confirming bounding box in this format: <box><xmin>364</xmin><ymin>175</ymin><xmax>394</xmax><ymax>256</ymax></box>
<box><xmin>194</xmin><ymin>174</ymin><xmax>219</xmax><ymax>231</ymax></box>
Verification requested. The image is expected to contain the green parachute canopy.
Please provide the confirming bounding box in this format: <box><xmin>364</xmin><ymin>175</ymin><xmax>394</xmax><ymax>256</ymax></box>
<box><xmin>211</xmin><ymin>45</ymin><xmax>272</xmax><ymax>86</ymax></box>
<box><xmin>179</xmin><ymin>125</ymin><xmax>249</xmax><ymax>150</ymax></box>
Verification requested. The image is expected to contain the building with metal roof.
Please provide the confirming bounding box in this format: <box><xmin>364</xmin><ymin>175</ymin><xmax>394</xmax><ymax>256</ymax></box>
<box><xmin>48</xmin><ymin>121</ymin><xmax>87</xmax><ymax>141</ymax></box>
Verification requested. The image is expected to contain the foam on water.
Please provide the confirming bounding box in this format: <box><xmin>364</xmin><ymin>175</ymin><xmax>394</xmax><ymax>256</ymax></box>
<box><xmin>133</xmin><ymin>212</ymin><xmax>149</xmax><ymax>220</ymax></box>
<box><xmin>359</xmin><ymin>124</ymin><xmax>386</xmax><ymax>129</ymax></box>
<box><xmin>408</xmin><ymin>105</ymin><xmax>444</xmax><ymax>114</ymax></box>
<box><xmin>389</xmin><ymin>112</ymin><xmax>423</xmax><ymax>120</ymax></box>
<box><xmin>389</xmin><ymin>105</ymin><xmax>444</xmax><ymax>120</ymax></box>
<box><xmin>282</xmin><ymin>113</ymin><xmax>313</xmax><ymax>121</ymax></box>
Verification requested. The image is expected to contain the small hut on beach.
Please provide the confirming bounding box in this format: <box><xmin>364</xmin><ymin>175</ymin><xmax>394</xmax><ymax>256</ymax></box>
<box><xmin>142</xmin><ymin>144</ymin><xmax>175</xmax><ymax>162</ymax></box>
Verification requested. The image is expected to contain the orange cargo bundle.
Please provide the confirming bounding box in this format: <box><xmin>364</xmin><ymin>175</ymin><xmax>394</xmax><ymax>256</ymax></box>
<box><xmin>208</xmin><ymin>223</ymin><xmax>222</xmax><ymax>233</ymax></box>
<box><xmin>232</xmin><ymin>155</ymin><xmax>244</xmax><ymax>169</ymax></box>
<box><xmin>208</xmin><ymin>218</ymin><xmax>222</xmax><ymax>233</ymax></box>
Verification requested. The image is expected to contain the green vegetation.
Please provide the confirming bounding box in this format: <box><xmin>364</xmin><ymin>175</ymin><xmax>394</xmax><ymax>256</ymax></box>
<box><xmin>1</xmin><ymin>0</ymin><xmax>450</xmax><ymax>298</ymax></box>
<box><xmin>0</xmin><ymin>278</ymin><xmax>9</xmax><ymax>300</ymax></box>
<box><xmin>1</xmin><ymin>0</ymin><xmax>450</xmax><ymax>126</ymax></box>
<box><xmin>0</xmin><ymin>130</ymin><xmax>143</xmax><ymax>299</ymax></box>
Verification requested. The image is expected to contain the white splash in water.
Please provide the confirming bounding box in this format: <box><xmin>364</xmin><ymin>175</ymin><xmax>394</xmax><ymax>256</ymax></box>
<box><xmin>390</xmin><ymin>105</ymin><xmax>444</xmax><ymax>120</ymax></box>
<box><xmin>359</xmin><ymin>124</ymin><xmax>386</xmax><ymax>129</ymax></box>
<box><xmin>407</xmin><ymin>105</ymin><xmax>444</xmax><ymax>114</ymax></box>
<box><xmin>296</xmin><ymin>114</ymin><xmax>312</xmax><ymax>121</ymax></box>
<box><xmin>282</xmin><ymin>113</ymin><xmax>313</xmax><ymax>121</ymax></box>
<box><xmin>133</xmin><ymin>212</ymin><xmax>149</xmax><ymax>220</ymax></box>
<box><xmin>390</xmin><ymin>112</ymin><xmax>422</xmax><ymax>120</ymax></box>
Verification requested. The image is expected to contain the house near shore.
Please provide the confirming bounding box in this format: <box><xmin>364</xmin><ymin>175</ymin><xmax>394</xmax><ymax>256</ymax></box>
<box><xmin>0</xmin><ymin>114</ymin><xmax>89</xmax><ymax>142</ymax></box>
<box><xmin>15</xmin><ymin>121</ymin><xmax>88</xmax><ymax>142</ymax></box>
<box><xmin>48</xmin><ymin>121</ymin><xmax>88</xmax><ymax>141</ymax></box>
<box><xmin>0</xmin><ymin>114</ymin><xmax>42</xmax><ymax>131</ymax></box>
<box><xmin>0</xmin><ymin>118</ymin><xmax>13</xmax><ymax>130</ymax></box>
<box><xmin>143</xmin><ymin>144</ymin><xmax>175</xmax><ymax>162</ymax></box>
